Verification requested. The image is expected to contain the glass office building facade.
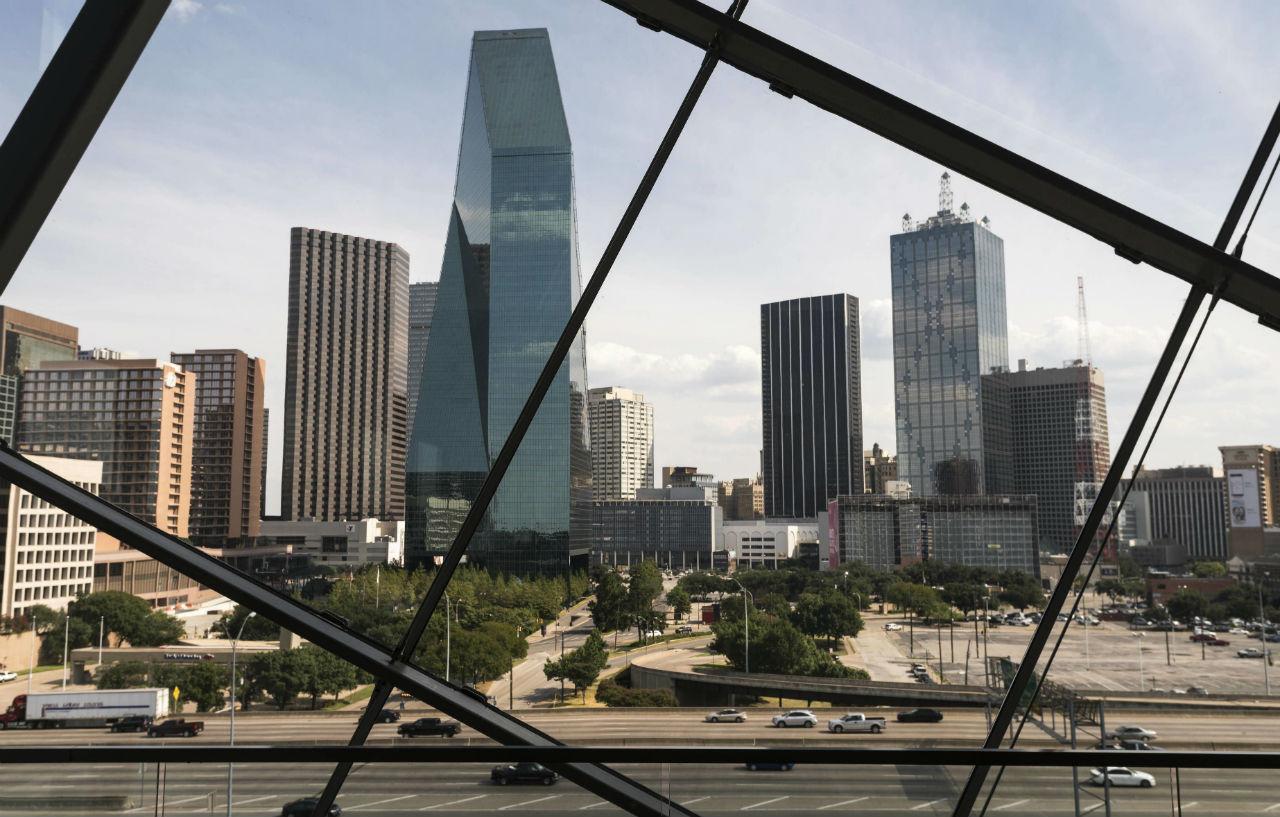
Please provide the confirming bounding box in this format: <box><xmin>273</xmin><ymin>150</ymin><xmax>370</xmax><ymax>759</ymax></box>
<box><xmin>892</xmin><ymin>187</ymin><xmax>1010</xmax><ymax>497</ymax></box>
<box><xmin>406</xmin><ymin>29</ymin><xmax>590</xmax><ymax>575</ymax></box>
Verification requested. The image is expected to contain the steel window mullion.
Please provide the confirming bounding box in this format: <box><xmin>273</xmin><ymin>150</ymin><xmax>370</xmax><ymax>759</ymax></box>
<box><xmin>603</xmin><ymin>0</ymin><xmax>1280</xmax><ymax>327</ymax></box>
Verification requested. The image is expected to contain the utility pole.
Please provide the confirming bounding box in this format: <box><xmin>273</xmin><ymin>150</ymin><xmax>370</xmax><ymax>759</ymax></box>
<box><xmin>509</xmin><ymin>655</ymin><xmax>514</xmax><ymax>712</ymax></box>
<box><xmin>97</xmin><ymin>616</ymin><xmax>104</xmax><ymax>666</ymax></box>
<box><xmin>26</xmin><ymin>618</ymin><xmax>35</xmax><ymax>696</ymax></box>
<box><xmin>936</xmin><ymin>624</ymin><xmax>945</xmax><ymax>682</ymax></box>
<box><xmin>228</xmin><ymin>611</ymin><xmax>256</xmax><ymax>817</ymax></box>
<box><xmin>1259</xmin><ymin>574</ymin><xmax>1271</xmax><ymax>695</ymax></box>
<box><xmin>444</xmin><ymin>593</ymin><xmax>451</xmax><ymax>684</ymax></box>
<box><xmin>60</xmin><ymin>613</ymin><xmax>69</xmax><ymax>690</ymax></box>
<box><xmin>1165</xmin><ymin>628</ymin><xmax>1172</xmax><ymax>666</ymax></box>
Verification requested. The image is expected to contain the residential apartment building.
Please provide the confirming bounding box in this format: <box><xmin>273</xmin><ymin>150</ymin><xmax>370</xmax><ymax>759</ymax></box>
<box><xmin>16</xmin><ymin>358</ymin><xmax>194</xmax><ymax>537</ymax></box>
<box><xmin>282</xmin><ymin>227</ymin><xmax>410</xmax><ymax>522</ymax></box>
<box><xmin>588</xmin><ymin>386</ymin><xmax>654</xmax><ymax>500</ymax></box>
<box><xmin>0</xmin><ymin>456</ymin><xmax>100</xmax><ymax>617</ymax></box>
<box><xmin>407</xmin><ymin>281</ymin><xmax>439</xmax><ymax>432</ymax></box>
<box><xmin>761</xmin><ymin>293</ymin><xmax>863</xmax><ymax>517</ymax></box>
<box><xmin>0</xmin><ymin>306</ymin><xmax>78</xmax><ymax>441</ymax></box>
<box><xmin>170</xmin><ymin>350</ymin><xmax>266</xmax><ymax>547</ymax></box>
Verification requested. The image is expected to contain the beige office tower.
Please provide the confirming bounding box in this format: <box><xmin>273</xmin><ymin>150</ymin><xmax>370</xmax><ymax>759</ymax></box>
<box><xmin>1219</xmin><ymin>444</ymin><xmax>1280</xmax><ymax>560</ymax></box>
<box><xmin>16</xmin><ymin>358</ymin><xmax>194</xmax><ymax>537</ymax></box>
<box><xmin>282</xmin><ymin>228</ymin><xmax>409</xmax><ymax>521</ymax></box>
<box><xmin>588</xmin><ymin>387</ymin><xmax>654</xmax><ymax>500</ymax></box>
<box><xmin>0</xmin><ymin>306</ymin><xmax>79</xmax><ymax>441</ymax></box>
<box><xmin>170</xmin><ymin>350</ymin><xmax>266</xmax><ymax>546</ymax></box>
<box><xmin>718</xmin><ymin>476</ymin><xmax>764</xmax><ymax>521</ymax></box>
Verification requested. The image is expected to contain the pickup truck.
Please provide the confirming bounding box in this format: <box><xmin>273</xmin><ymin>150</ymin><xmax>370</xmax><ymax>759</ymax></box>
<box><xmin>147</xmin><ymin>718</ymin><xmax>204</xmax><ymax>738</ymax></box>
<box><xmin>398</xmin><ymin>717</ymin><xmax>461</xmax><ymax>737</ymax></box>
<box><xmin>826</xmin><ymin>713</ymin><xmax>887</xmax><ymax>734</ymax></box>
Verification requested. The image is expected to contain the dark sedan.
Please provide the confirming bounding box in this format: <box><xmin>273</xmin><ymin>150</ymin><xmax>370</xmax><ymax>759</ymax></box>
<box><xmin>896</xmin><ymin>708</ymin><xmax>944</xmax><ymax>723</ymax></box>
<box><xmin>491</xmin><ymin>762</ymin><xmax>557</xmax><ymax>786</ymax></box>
<box><xmin>376</xmin><ymin>709</ymin><xmax>401</xmax><ymax>723</ymax></box>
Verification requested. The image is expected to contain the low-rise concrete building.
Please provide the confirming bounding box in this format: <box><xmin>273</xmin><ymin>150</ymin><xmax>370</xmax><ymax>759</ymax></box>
<box><xmin>721</xmin><ymin>519</ymin><xmax>819</xmax><ymax>570</ymax></box>
<box><xmin>591</xmin><ymin>493</ymin><xmax>720</xmax><ymax>571</ymax></box>
<box><xmin>257</xmin><ymin>518</ymin><xmax>404</xmax><ymax>567</ymax></box>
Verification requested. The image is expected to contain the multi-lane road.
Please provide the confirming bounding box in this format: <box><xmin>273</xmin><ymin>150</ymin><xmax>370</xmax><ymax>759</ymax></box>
<box><xmin>1</xmin><ymin>708</ymin><xmax>1278</xmax><ymax>815</ymax></box>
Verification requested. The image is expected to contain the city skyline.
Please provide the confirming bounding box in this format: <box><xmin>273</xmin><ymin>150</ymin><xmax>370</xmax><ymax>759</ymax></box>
<box><xmin>2</xmin><ymin>5</ymin><xmax>1276</xmax><ymax>517</ymax></box>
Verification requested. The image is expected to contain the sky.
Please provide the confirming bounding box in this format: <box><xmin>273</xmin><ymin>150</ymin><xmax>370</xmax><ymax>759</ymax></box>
<box><xmin>2</xmin><ymin>0</ymin><xmax>1279</xmax><ymax>516</ymax></box>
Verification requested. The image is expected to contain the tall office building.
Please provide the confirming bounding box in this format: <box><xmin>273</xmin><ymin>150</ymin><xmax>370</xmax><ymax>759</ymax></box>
<box><xmin>16</xmin><ymin>358</ymin><xmax>194</xmax><ymax>537</ymax></box>
<box><xmin>281</xmin><ymin>227</ymin><xmax>409</xmax><ymax>522</ymax></box>
<box><xmin>170</xmin><ymin>350</ymin><xmax>266</xmax><ymax>546</ymax></box>
<box><xmin>892</xmin><ymin>174</ymin><xmax>1010</xmax><ymax>497</ymax></box>
<box><xmin>588</xmin><ymin>386</ymin><xmax>653</xmax><ymax>500</ymax></box>
<box><xmin>0</xmin><ymin>306</ymin><xmax>78</xmax><ymax>441</ymax></box>
<box><xmin>407</xmin><ymin>281</ymin><xmax>440</xmax><ymax>432</ymax></box>
<box><xmin>407</xmin><ymin>29</ymin><xmax>591</xmax><ymax>575</ymax></box>
<box><xmin>760</xmin><ymin>293</ymin><xmax>863</xmax><ymax>518</ymax></box>
<box><xmin>864</xmin><ymin>443</ymin><xmax>898</xmax><ymax>494</ymax></box>
<box><xmin>983</xmin><ymin>360</ymin><xmax>1111</xmax><ymax>554</ymax></box>
<box><xmin>1218</xmin><ymin>444</ymin><xmax>1280</xmax><ymax>560</ymax></box>
<box><xmin>1125</xmin><ymin>467</ymin><xmax>1228</xmax><ymax>560</ymax></box>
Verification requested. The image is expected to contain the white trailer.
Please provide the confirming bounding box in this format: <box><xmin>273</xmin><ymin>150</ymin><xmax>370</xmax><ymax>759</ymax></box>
<box><xmin>5</xmin><ymin>688</ymin><xmax>170</xmax><ymax>728</ymax></box>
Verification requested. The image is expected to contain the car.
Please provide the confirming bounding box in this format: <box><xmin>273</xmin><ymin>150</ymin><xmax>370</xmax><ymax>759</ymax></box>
<box><xmin>826</xmin><ymin>713</ymin><xmax>886</xmax><ymax>733</ymax></box>
<box><xmin>1239</xmin><ymin>647</ymin><xmax>1265</xmax><ymax>658</ymax></box>
<box><xmin>1105</xmin><ymin>725</ymin><xmax>1157</xmax><ymax>741</ymax></box>
<box><xmin>896</xmin><ymin>708</ymin><xmax>943</xmax><ymax>723</ymax></box>
<box><xmin>147</xmin><ymin>719</ymin><xmax>204</xmax><ymax>738</ymax></box>
<box><xmin>491</xmin><ymin>762</ymin><xmax>557</xmax><ymax>786</ymax></box>
<box><xmin>706</xmin><ymin>709</ymin><xmax>746</xmax><ymax>723</ymax></box>
<box><xmin>1118</xmin><ymin>739</ymin><xmax>1166</xmax><ymax>751</ymax></box>
<box><xmin>110</xmin><ymin>715</ymin><xmax>154</xmax><ymax>733</ymax></box>
<box><xmin>745</xmin><ymin>760</ymin><xmax>795</xmax><ymax>771</ymax></box>
<box><xmin>1186</xmin><ymin>686</ymin><xmax>1209</xmax><ymax>696</ymax></box>
<box><xmin>1089</xmin><ymin>767</ymin><xmax>1156</xmax><ymax>788</ymax></box>
<box><xmin>1190</xmin><ymin>632</ymin><xmax>1216</xmax><ymax>642</ymax></box>
<box><xmin>675</xmin><ymin>625</ymin><xmax>694</xmax><ymax>634</ymax></box>
<box><xmin>0</xmin><ymin>671</ymin><xmax>16</xmax><ymax>683</ymax></box>
<box><xmin>1229</xmin><ymin>628</ymin><xmax>1250</xmax><ymax>635</ymax></box>
<box><xmin>771</xmin><ymin>710</ymin><xmax>817</xmax><ymax>728</ymax></box>
<box><xmin>398</xmin><ymin>717</ymin><xmax>460</xmax><ymax>737</ymax></box>
<box><xmin>281</xmin><ymin>798</ymin><xmax>341</xmax><ymax>817</ymax></box>
<box><xmin>884</xmin><ymin>623</ymin><xmax>902</xmax><ymax>631</ymax></box>
<box><xmin>376</xmin><ymin>709</ymin><xmax>401</xmax><ymax>723</ymax></box>
<box><xmin>1203</xmin><ymin>637</ymin><xmax>1230</xmax><ymax>647</ymax></box>
<box><xmin>1132</xmin><ymin>616</ymin><xmax>1149</xmax><ymax>627</ymax></box>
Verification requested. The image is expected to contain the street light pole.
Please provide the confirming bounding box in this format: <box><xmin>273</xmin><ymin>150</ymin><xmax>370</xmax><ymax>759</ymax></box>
<box><xmin>60</xmin><ymin>613</ymin><xmax>69</xmax><ymax>690</ymax></box>
<box><xmin>97</xmin><ymin>616</ymin><xmax>104</xmax><ymax>666</ymax></box>
<box><xmin>26</xmin><ymin>617</ymin><xmax>35</xmax><ymax>696</ymax></box>
<box><xmin>444</xmin><ymin>593</ymin><xmax>451</xmax><ymax>684</ymax></box>
<box><xmin>728</xmin><ymin>577</ymin><xmax>752</xmax><ymax>675</ymax></box>
<box><xmin>227</xmin><ymin>611</ymin><xmax>256</xmax><ymax>817</ymax></box>
<box><xmin>1259</xmin><ymin>575</ymin><xmax>1271</xmax><ymax>695</ymax></box>
<box><xmin>1133</xmin><ymin>632</ymin><xmax>1145</xmax><ymax>691</ymax></box>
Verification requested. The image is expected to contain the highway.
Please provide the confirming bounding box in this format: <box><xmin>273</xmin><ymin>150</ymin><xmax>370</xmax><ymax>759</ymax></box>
<box><xmin>1</xmin><ymin>708</ymin><xmax>1279</xmax><ymax>815</ymax></box>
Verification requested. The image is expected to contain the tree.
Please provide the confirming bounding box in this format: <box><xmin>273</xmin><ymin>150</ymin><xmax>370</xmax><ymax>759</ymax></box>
<box><xmin>1191</xmin><ymin>561</ymin><xmax>1227</xmax><ymax>578</ymax></box>
<box><xmin>27</xmin><ymin>604</ymin><xmax>61</xmax><ymax>635</ymax></box>
<box><xmin>131</xmin><ymin>611</ymin><xmax>187</xmax><ymax>647</ymax></box>
<box><xmin>997</xmin><ymin>575</ymin><xmax>1044</xmax><ymax>611</ymax></box>
<box><xmin>1117</xmin><ymin>554</ymin><xmax>1142</xmax><ymax>579</ymax></box>
<box><xmin>69</xmin><ymin>592</ymin><xmax>151</xmax><ymax>644</ymax></box>
<box><xmin>792</xmin><ymin>590</ymin><xmax>863</xmax><ymax>645</ymax></box>
<box><xmin>1215</xmin><ymin>585</ymin><xmax>1261</xmax><ymax>620</ymax></box>
<box><xmin>96</xmin><ymin>660</ymin><xmax>151</xmax><ymax>689</ymax></box>
<box><xmin>40</xmin><ymin>613</ymin><xmax>93</xmax><ymax>663</ymax></box>
<box><xmin>589</xmin><ymin>570</ymin><xmax>628</xmax><ymax>632</ymax></box>
<box><xmin>1166</xmin><ymin>589</ymin><xmax>1209</xmax><ymax>623</ymax></box>
<box><xmin>176</xmin><ymin>661</ymin><xmax>230</xmax><ymax>712</ymax></box>
<box><xmin>543</xmin><ymin>630</ymin><xmax>609</xmax><ymax>701</ymax></box>
<box><xmin>211</xmin><ymin>605</ymin><xmax>278</xmax><ymax>640</ymax></box>
<box><xmin>665</xmin><ymin>586</ymin><xmax>692</xmax><ymax>622</ymax></box>
<box><xmin>626</xmin><ymin>561</ymin><xmax>664</xmax><ymax>640</ymax></box>
<box><xmin>942</xmin><ymin>583</ymin><xmax>987</xmax><ymax>617</ymax></box>
<box><xmin>1094</xmin><ymin>578</ymin><xmax>1127</xmax><ymax>603</ymax></box>
<box><xmin>246</xmin><ymin>650</ymin><xmax>302</xmax><ymax>710</ymax></box>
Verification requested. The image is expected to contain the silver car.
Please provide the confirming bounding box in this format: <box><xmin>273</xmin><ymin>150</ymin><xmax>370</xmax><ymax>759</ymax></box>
<box><xmin>1105</xmin><ymin>725</ymin><xmax>1157</xmax><ymax>741</ymax></box>
<box><xmin>705</xmin><ymin>709</ymin><xmax>746</xmax><ymax>723</ymax></box>
<box><xmin>771</xmin><ymin>710</ymin><xmax>817</xmax><ymax>728</ymax></box>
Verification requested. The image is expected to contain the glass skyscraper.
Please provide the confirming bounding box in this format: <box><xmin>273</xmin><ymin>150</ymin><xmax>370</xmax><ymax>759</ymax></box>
<box><xmin>760</xmin><ymin>293</ymin><xmax>863</xmax><ymax>518</ymax></box>
<box><xmin>406</xmin><ymin>29</ymin><xmax>590</xmax><ymax>575</ymax></box>
<box><xmin>891</xmin><ymin>174</ymin><xmax>1010</xmax><ymax>497</ymax></box>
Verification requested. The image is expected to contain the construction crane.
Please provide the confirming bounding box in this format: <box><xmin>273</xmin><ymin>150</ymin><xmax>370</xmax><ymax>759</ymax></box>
<box><xmin>1076</xmin><ymin>275</ymin><xmax>1092</xmax><ymax>366</ymax></box>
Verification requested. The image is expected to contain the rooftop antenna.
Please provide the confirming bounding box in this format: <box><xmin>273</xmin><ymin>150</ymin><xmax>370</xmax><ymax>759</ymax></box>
<box><xmin>1076</xmin><ymin>275</ymin><xmax>1092</xmax><ymax>366</ymax></box>
<box><xmin>980</xmin><ymin>215</ymin><xmax>991</xmax><ymax>229</ymax></box>
<box><xmin>901</xmin><ymin>212</ymin><xmax>913</xmax><ymax>232</ymax></box>
<box><xmin>959</xmin><ymin>202</ymin><xmax>971</xmax><ymax>222</ymax></box>
<box><xmin>939</xmin><ymin>172</ymin><xmax>954</xmax><ymax>214</ymax></box>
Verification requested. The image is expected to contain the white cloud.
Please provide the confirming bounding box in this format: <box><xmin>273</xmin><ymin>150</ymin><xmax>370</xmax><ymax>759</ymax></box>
<box><xmin>169</xmin><ymin>0</ymin><xmax>204</xmax><ymax>22</ymax></box>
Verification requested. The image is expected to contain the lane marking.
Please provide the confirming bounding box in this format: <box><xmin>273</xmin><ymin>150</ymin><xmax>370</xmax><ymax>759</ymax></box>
<box><xmin>911</xmin><ymin>799</ymin><xmax>947</xmax><ymax>811</ymax></box>
<box><xmin>420</xmin><ymin>794</ymin><xmax>487</xmax><ymax>811</ymax></box>
<box><xmin>498</xmin><ymin>794</ymin><xmax>560</xmax><ymax>811</ymax></box>
<box><xmin>125</xmin><ymin>794</ymin><xmax>210</xmax><ymax>813</ymax></box>
<box><xmin>1263</xmin><ymin>804</ymin><xmax>1280</xmax><ymax>813</ymax></box>
<box><xmin>680</xmin><ymin>796</ymin><xmax>711</xmax><ymax>806</ymax></box>
<box><xmin>1181</xmin><ymin>803</ymin><xmax>1198</xmax><ymax>810</ymax></box>
<box><xmin>741</xmin><ymin>795</ymin><xmax>789</xmax><ymax>811</ymax></box>
<box><xmin>347</xmin><ymin>794</ymin><xmax>418</xmax><ymax>811</ymax></box>
<box><xmin>992</xmin><ymin>799</ymin><xmax>1030</xmax><ymax>811</ymax></box>
<box><xmin>1081</xmin><ymin>804</ymin><xmax>1103</xmax><ymax>814</ymax></box>
<box><xmin>818</xmin><ymin>796</ymin><xmax>870</xmax><ymax>810</ymax></box>
<box><xmin>578</xmin><ymin>801</ymin><xmax>612</xmax><ymax>810</ymax></box>
<box><xmin>232</xmin><ymin>795</ymin><xmax>278</xmax><ymax>806</ymax></box>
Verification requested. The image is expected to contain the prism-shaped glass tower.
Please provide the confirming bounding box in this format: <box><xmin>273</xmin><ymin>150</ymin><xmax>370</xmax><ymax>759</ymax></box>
<box><xmin>406</xmin><ymin>29</ymin><xmax>591</xmax><ymax>575</ymax></box>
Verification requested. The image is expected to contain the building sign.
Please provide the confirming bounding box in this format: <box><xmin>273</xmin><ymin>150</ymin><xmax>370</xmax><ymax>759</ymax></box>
<box><xmin>1227</xmin><ymin>469</ymin><xmax>1261</xmax><ymax>528</ymax></box>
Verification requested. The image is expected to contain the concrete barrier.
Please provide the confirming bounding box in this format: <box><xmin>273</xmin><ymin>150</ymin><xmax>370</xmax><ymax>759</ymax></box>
<box><xmin>0</xmin><ymin>795</ymin><xmax>134</xmax><ymax>811</ymax></box>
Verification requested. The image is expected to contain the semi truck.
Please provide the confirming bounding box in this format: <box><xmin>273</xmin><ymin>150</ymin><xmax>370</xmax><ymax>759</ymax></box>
<box><xmin>0</xmin><ymin>688</ymin><xmax>170</xmax><ymax>729</ymax></box>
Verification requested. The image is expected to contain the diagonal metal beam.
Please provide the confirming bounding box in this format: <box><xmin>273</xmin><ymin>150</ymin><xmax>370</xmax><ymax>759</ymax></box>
<box><xmin>0</xmin><ymin>445</ymin><xmax>680</xmax><ymax>817</ymax></box>
<box><xmin>310</xmin><ymin>6</ymin><xmax>748</xmax><ymax>815</ymax></box>
<box><xmin>0</xmin><ymin>0</ymin><xmax>169</xmax><ymax>289</ymax></box>
<box><xmin>598</xmin><ymin>0</ymin><xmax>1280</xmax><ymax>329</ymax></box>
<box><xmin>951</xmin><ymin>98</ymin><xmax>1280</xmax><ymax>817</ymax></box>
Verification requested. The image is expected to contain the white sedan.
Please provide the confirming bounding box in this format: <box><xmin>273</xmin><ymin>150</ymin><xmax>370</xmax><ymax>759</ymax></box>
<box><xmin>884</xmin><ymin>623</ymin><xmax>902</xmax><ymax>631</ymax></box>
<box><xmin>0</xmin><ymin>671</ymin><xmax>16</xmax><ymax>683</ymax></box>
<box><xmin>1090</xmin><ymin>767</ymin><xmax>1155</xmax><ymax>788</ymax></box>
<box><xmin>771</xmin><ymin>710</ymin><xmax>818</xmax><ymax>728</ymax></box>
<box><xmin>1106</xmin><ymin>725</ymin><xmax>1157</xmax><ymax>741</ymax></box>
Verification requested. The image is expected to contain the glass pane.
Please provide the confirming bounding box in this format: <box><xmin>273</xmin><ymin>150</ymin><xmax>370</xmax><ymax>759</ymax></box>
<box><xmin>747</xmin><ymin>1</ymin><xmax>1280</xmax><ymax>238</ymax></box>
<box><xmin>0</xmin><ymin>1</ymin><xmax>82</xmax><ymax>136</ymax></box>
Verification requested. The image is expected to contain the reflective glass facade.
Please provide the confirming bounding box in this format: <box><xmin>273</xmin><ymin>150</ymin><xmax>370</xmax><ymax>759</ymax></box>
<box><xmin>891</xmin><ymin>200</ymin><xmax>1009</xmax><ymax>497</ymax></box>
<box><xmin>760</xmin><ymin>294</ymin><xmax>863</xmax><ymax>518</ymax></box>
<box><xmin>407</xmin><ymin>29</ymin><xmax>590</xmax><ymax>575</ymax></box>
